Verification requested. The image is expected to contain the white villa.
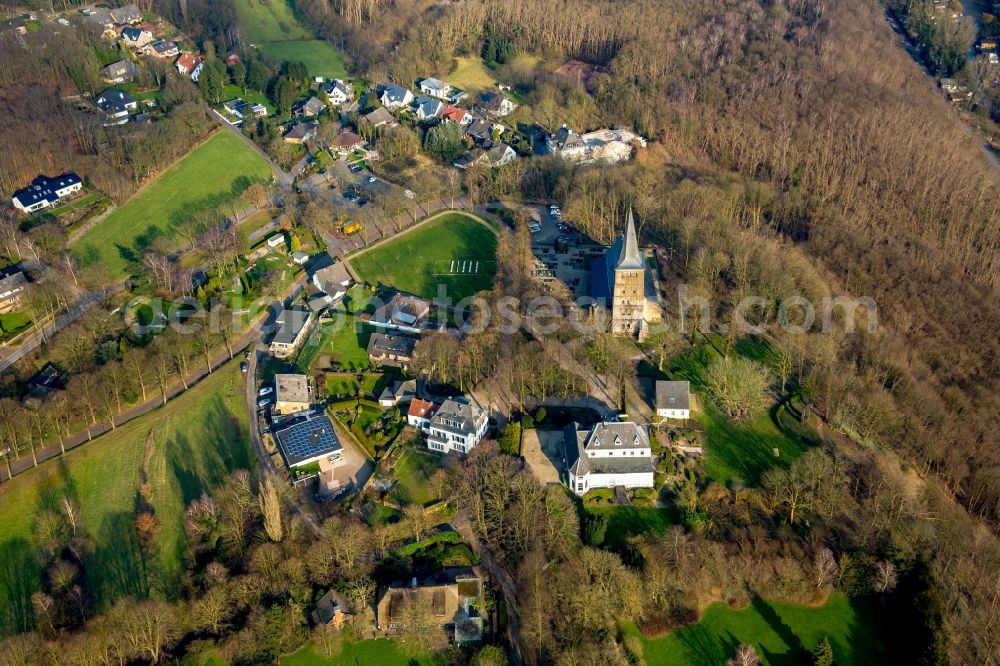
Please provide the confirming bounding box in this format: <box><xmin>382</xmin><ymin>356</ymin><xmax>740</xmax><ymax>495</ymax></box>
<box><xmin>564</xmin><ymin>421</ymin><xmax>656</xmax><ymax>495</ymax></box>
<box><xmin>426</xmin><ymin>397</ymin><xmax>489</xmax><ymax>455</ymax></box>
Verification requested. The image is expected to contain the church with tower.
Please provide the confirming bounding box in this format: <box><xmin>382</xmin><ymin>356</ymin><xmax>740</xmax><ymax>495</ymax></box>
<box><xmin>590</xmin><ymin>208</ymin><xmax>662</xmax><ymax>339</ymax></box>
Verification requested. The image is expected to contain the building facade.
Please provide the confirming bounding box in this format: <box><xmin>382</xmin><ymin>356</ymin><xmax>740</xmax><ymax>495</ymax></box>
<box><xmin>564</xmin><ymin>421</ymin><xmax>656</xmax><ymax>495</ymax></box>
<box><xmin>426</xmin><ymin>397</ymin><xmax>489</xmax><ymax>454</ymax></box>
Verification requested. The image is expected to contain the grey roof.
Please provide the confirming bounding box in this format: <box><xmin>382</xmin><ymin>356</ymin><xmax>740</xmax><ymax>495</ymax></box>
<box><xmin>109</xmin><ymin>4</ymin><xmax>142</xmax><ymax>24</ymax></box>
<box><xmin>84</xmin><ymin>10</ymin><xmax>115</xmax><ymax>28</ymax></box>
<box><xmin>478</xmin><ymin>91</ymin><xmax>508</xmax><ymax>113</ymax></box>
<box><xmin>430</xmin><ymin>397</ymin><xmax>487</xmax><ymax>436</ymax></box>
<box><xmin>272</xmin><ymin>308</ymin><xmax>310</xmax><ymax>345</ymax></box>
<box><xmin>421</xmin><ymin>77</ymin><xmax>448</xmax><ymax>94</ymax></box>
<box><xmin>363</xmin><ymin>107</ymin><xmax>395</xmax><ymax>126</ymax></box>
<box><xmin>312</xmin><ymin>260</ymin><xmax>352</xmax><ymax>294</ymax></box>
<box><xmin>120</xmin><ymin>26</ymin><xmax>147</xmax><ymax>41</ymax></box>
<box><xmin>275</xmin><ymin>415</ymin><xmax>342</xmax><ymax>467</ymax></box>
<box><xmin>465</xmin><ymin>118</ymin><xmax>491</xmax><ymax>140</ymax></box>
<box><xmin>551</xmin><ymin>125</ymin><xmax>585</xmax><ymax>151</ymax></box>
<box><xmin>656</xmin><ymin>380</ymin><xmax>690</xmax><ymax>412</ymax></box>
<box><xmin>381</xmin><ymin>84</ymin><xmax>412</xmax><ymax>104</ymax></box>
<box><xmin>367</xmin><ymin>332</ymin><xmax>417</xmax><ymax>358</ymax></box>
<box><xmin>415</xmin><ymin>95</ymin><xmax>443</xmax><ymax>118</ymax></box>
<box><xmin>485</xmin><ymin>143</ymin><xmax>513</xmax><ymax>166</ymax></box>
<box><xmin>378</xmin><ymin>379</ymin><xmax>416</xmax><ymax>403</ymax></box>
<box><xmin>100</xmin><ymin>60</ymin><xmax>138</xmax><ymax>80</ymax></box>
<box><xmin>324</xmin><ymin>79</ymin><xmax>351</xmax><ymax>97</ymax></box>
<box><xmin>298</xmin><ymin>97</ymin><xmax>327</xmax><ymax>114</ymax></box>
<box><xmin>94</xmin><ymin>87</ymin><xmax>136</xmax><ymax>112</ymax></box>
<box><xmin>615</xmin><ymin>208</ymin><xmax>643</xmax><ymax>270</ymax></box>
<box><xmin>275</xmin><ymin>373</ymin><xmax>310</xmax><ymax>405</ymax></box>
<box><xmin>564</xmin><ymin>421</ymin><xmax>656</xmax><ymax>477</ymax></box>
<box><xmin>0</xmin><ymin>272</ymin><xmax>27</xmax><ymax>298</ymax></box>
<box><xmin>285</xmin><ymin>121</ymin><xmax>318</xmax><ymax>141</ymax></box>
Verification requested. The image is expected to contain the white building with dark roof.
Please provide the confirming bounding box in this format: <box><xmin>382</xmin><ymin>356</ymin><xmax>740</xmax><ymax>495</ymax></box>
<box><xmin>269</xmin><ymin>308</ymin><xmax>313</xmax><ymax>358</ymax></box>
<box><xmin>94</xmin><ymin>88</ymin><xmax>137</xmax><ymax>125</ymax></box>
<box><xmin>274</xmin><ymin>414</ymin><xmax>343</xmax><ymax>468</ymax></box>
<box><xmin>426</xmin><ymin>397</ymin><xmax>489</xmax><ymax>454</ymax></box>
<box><xmin>564</xmin><ymin>421</ymin><xmax>656</xmax><ymax>495</ymax></box>
<box><xmin>655</xmin><ymin>380</ymin><xmax>691</xmax><ymax>420</ymax></box>
<box><xmin>12</xmin><ymin>174</ymin><xmax>83</xmax><ymax>213</ymax></box>
<box><xmin>379</xmin><ymin>84</ymin><xmax>414</xmax><ymax>109</ymax></box>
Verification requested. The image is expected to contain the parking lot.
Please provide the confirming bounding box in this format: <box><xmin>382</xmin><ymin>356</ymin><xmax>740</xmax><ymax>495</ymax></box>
<box><xmin>522</xmin><ymin>429</ymin><xmax>566</xmax><ymax>486</ymax></box>
<box><xmin>523</xmin><ymin>204</ymin><xmax>604</xmax><ymax>300</ymax></box>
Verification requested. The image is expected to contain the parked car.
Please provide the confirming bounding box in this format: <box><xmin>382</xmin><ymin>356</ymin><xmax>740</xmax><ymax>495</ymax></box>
<box><xmin>258</xmin><ymin>386</ymin><xmax>273</xmax><ymax>397</ymax></box>
<box><xmin>367</xmin><ymin>176</ymin><xmax>377</xmax><ymax>183</ymax></box>
<box><xmin>240</xmin><ymin>362</ymin><xmax>249</xmax><ymax>373</ymax></box>
<box><xmin>257</xmin><ymin>397</ymin><xmax>272</xmax><ymax>408</ymax></box>
<box><xmin>348</xmin><ymin>164</ymin><xmax>362</xmax><ymax>173</ymax></box>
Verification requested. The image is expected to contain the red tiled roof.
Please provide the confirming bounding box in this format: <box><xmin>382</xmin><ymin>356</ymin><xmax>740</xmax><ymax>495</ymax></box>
<box><xmin>441</xmin><ymin>105</ymin><xmax>468</xmax><ymax>123</ymax></box>
<box><xmin>408</xmin><ymin>398</ymin><xmax>436</xmax><ymax>419</ymax></box>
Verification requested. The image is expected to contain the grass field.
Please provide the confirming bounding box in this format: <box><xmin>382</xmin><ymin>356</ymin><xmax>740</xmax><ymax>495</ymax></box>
<box><xmin>622</xmin><ymin>593</ymin><xmax>887</xmax><ymax>666</ymax></box>
<box><xmin>448</xmin><ymin>55</ymin><xmax>540</xmax><ymax>98</ymax></box>
<box><xmin>260</xmin><ymin>41</ymin><xmax>348</xmax><ymax>79</ymax></box>
<box><xmin>349</xmin><ymin>213</ymin><xmax>497</xmax><ymax>301</ymax></box>
<box><xmin>73</xmin><ymin>132</ymin><xmax>272</xmax><ymax>278</ymax></box>
<box><xmin>0</xmin><ymin>311</ymin><xmax>31</xmax><ymax>339</ymax></box>
<box><xmin>585</xmin><ymin>505</ymin><xmax>677</xmax><ymax>547</ymax></box>
<box><xmin>390</xmin><ymin>449</ymin><xmax>440</xmax><ymax>506</ymax></box>
<box><xmin>281</xmin><ymin>637</ymin><xmax>444</xmax><ymax>665</ymax></box>
<box><xmin>668</xmin><ymin>337</ymin><xmax>817</xmax><ymax>485</ymax></box>
<box><xmin>233</xmin><ymin>0</ymin><xmax>347</xmax><ymax>78</ymax></box>
<box><xmin>300</xmin><ymin>318</ymin><xmax>373</xmax><ymax>372</ymax></box>
<box><xmin>0</xmin><ymin>363</ymin><xmax>252</xmax><ymax>636</ymax></box>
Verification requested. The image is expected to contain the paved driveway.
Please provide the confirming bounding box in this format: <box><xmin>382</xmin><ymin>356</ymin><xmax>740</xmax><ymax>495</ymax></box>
<box><xmin>522</xmin><ymin>429</ymin><xmax>565</xmax><ymax>486</ymax></box>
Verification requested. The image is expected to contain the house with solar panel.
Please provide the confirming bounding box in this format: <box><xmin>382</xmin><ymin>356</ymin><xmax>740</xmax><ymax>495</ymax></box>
<box><xmin>12</xmin><ymin>173</ymin><xmax>83</xmax><ymax>213</ymax></box>
<box><xmin>563</xmin><ymin>421</ymin><xmax>656</xmax><ymax>495</ymax></box>
<box><xmin>274</xmin><ymin>414</ymin><xmax>343</xmax><ymax>471</ymax></box>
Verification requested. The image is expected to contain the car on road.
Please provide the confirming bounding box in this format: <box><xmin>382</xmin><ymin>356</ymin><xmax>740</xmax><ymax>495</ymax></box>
<box><xmin>348</xmin><ymin>164</ymin><xmax>362</xmax><ymax>173</ymax></box>
<box><xmin>368</xmin><ymin>176</ymin><xmax>377</xmax><ymax>183</ymax></box>
<box><xmin>241</xmin><ymin>362</ymin><xmax>249</xmax><ymax>373</ymax></box>
<box><xmin>258</xmin><ymin>386</ymin><xmax>273</xmax><ymax>397</ymax></box>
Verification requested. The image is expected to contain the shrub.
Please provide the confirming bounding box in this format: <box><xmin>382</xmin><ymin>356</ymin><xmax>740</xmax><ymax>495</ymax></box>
<box><xmin>499</xmin><ymin>422</ymin><xmax>522</xmax><ymax>456</ymax></box>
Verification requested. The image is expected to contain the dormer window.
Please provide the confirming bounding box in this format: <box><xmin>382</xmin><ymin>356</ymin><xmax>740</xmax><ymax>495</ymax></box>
<box><xmin>614</xmin><ymin>434</ymin><xmax>622</xmax><ymax>446</ymax></box>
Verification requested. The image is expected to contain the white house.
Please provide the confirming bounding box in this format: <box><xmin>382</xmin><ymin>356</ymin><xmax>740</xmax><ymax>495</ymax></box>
<box><xmin>175</xmin><ymin>53</ymin><xmax>204</xmax><ymax>81</ymax></box>
<box><xmin>379</xmin><ymin>84</ymin><xmax>413</xmax><ymax>109</ymax></box>
<box><xmin>477</xmin><ymin>91</ymin><xmax>516</xmax><ymax>117</ymax></box>
<box><xmin>655</xmin><ymin>380</ymin><xmax>691</xmax><ymax>420</ymax></box>
<box><xmin>564</xmin><ymin>421</ymin><xmax>656</xmax><ymax>496</ymax></box>
<box><xmin>419</xmin><ymin>77</ymin><xmax>452</xmax><ymax>99</ymax></box>
<box><xmin>266</xmin><ymin>233</ymin><xmax>286</xmax><ymax>249</ymax></box>
<box><xmin>323</xmin><ymin>79</ymin><xmax>353</xmax><ymax>106</ymax></box>
<box><xmin>12</xmin><ymin>173</ymin><xmax>83</xmax><ymax>213</ymax></box>
<box><xmin>120</xmin><ymin>26</ymin><xmax>152</xmax><ymax>49</ymax></box>
<box><xmin>414</xmin><ymin>95</ymin><xmax>444</xmax><ymax>121</ymax></box>
<box><xmin>426</xmin><ymin>397</ymin><xmax>489</xmax><ymax>455</ymax></box>
<box><xmin>94</xmin><ymin>88</ymin><xmax>137</xmax><ymax>125</ymax></box>
<box><xmin>407</xmin><ymin>398</ymin><xmax>437</xmax><ymax>432</ymax></box>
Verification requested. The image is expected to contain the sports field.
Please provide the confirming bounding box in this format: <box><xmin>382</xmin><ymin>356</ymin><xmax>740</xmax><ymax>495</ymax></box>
<box><xmin>622</xmin><ymin>593</ymin><xmax>886</xmax><ymax>665</ymax></box>
<box><xmin>73</xmin><ymin>132</ymin><xmax>272</xmax><ymax>278</ymax></box>
<box><xmin>348</xmin><ymin>213</ymin><xmax>498</xmax><ymax>301</ymax></box>
<box><xmin>0</xmin><ymin>363</ymin><xmax>253</xmax><ymax>636</ymax></box>
<box><xmin>233</xmin><ymin>0</ymin><xmax>347</xmax><ymax>78</ymax></box>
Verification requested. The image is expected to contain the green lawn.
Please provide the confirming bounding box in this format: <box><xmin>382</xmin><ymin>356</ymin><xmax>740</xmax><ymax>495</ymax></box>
<box><xmin>585</xmin><ymin>505</ymin><xmax>677</xmax><ymax>547</ymax></box>
<box><xmin>232</xmin><ymin>0</ymin><xmax>312</xmax><ymax>43</ymax></box>
<box><xmin>348</xmin><ymin>213</ymin><xmax>498</xmax><ymax>301</ymax></box>
<box><xmin>325</xmin><ymin>372</ymin><xmax>382</xmax><ymax>400</ymax></box>
<box><xmin>0</xmin><ymin>363</ymin><xmax>253</xmax><ymax>636</ymax></box>
<box><xmin>281</xmin><ymin>637</ymin><xmax>444</xmax><ymax>665</ymax></box>
<box><xmin>222</xmin><ymin>84</ymin><xmax>275</xmax><ymax>114</ymax></box>
<box><xmin>0</xmin><ymin>311</ymin><xmax>31</xmax><ymax>339</ymax></box>
<box><xmin>260</xmin><ymin>41</ymin><xmax>348</xmax><ymax>79</ymax></box>
<box><xmin>668</xmin><ymin>338</ymin><xmax>816</xmax><ymax>485</ymax></box>
<box><xmin>390</xmin><ymin>449</ymin><xmax>440</xmax><ymax>506</ymax></box>
<box><xmin>301</xmin><ymin>318</ymin><xmax>372</xmax><ymax>372</ymax></box>
<box><xmin>622</xmin><ymin>593</ymin><xmax>887</xmax><ymax>666</ymax></box>
<box><xmin>73</xmin><ymin>132</ymin><xmax>272</xmax><ymax>278</ymax></box>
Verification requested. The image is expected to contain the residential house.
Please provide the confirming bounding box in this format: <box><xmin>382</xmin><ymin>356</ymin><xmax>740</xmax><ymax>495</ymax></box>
<box><xmin>273</xmin><ymin>414</ymin><xmax>343</xmax><ymax>469</ymax></box>
<box><xmin>83</xmin><ymin>10</ymin><xmax>117</xmax><ymax>37</ymax></box>
<box><xmin>484</xmin><ymin>143</ymin><xmax>516</xmax><ymax>167</ymax></box>
<box><xmin>145</xmin><ymin>40</ymin><xmax>179</xmax><ymax>59</ymax></box>
<box><xmin>426</xmin><ymin>396</ymin><xmax>489</xmax><ymax>454</ymax></box>
<box><xmin>564</xmin><ymin>421</ymin><xmax>656</xmax><ymax>496</ymax></box>
<box><xmin>378</xmin><ymin>379</ymin><xmax>416</xmax><ymax>408</ymax></box>
<box><xmin>414</xmin><ymin>95</ymin><xmax>445</xmax><ymax>121</ymax></box>
<box><xmin>419</xmin><ymin>77</ymin><xmax>452</xmax><ymax>99</ymax></box>
<box><xmin>94</xmin><ymin>87</ymin><xmax>137</xmax><ymax>125</ymax></box>
<box><xmin>655</xmin><ymin>380</ymin><xmax>691</xmax><ymax>420</ymax></box>
<box><xmin>266</xmin><ymin>233</ymin><xmax>286</xmax><ymax>249</ymax></box>
<box><xmin>274</xmin><ymin>373</ymin><xmax>312</xmax><ymax>417</ymax></box>
<box><xmin>464</xmin><ymin>116</ymin><xmax>493</xmax><ymax>145</ymax></box>
<box><xmin>332</xmin><ymin>129</ymin><xmax>365</xmax><ymax>156</ymax></box>
<box><xmin>99</xmin><ymin>59</ymin><xmax>138</xmax><ymax>84</ymax></box>
<box><xmin>295</xmin><ymin>96</ymin><xmax>328</xmax><ymax>117</ymax></box>
<box><xmin>269</xmin><ymin>308</ymin><xmax>313</xmax><ymax>358</ymax></box>
<box><xmin>312</xmin><ymin>589</ymin><xmax>352</xmax><ymax>630</ymax></box>
<box><xmin>546</xmin><ymin>125</ymin><xmax>645</xmax><ymax>164</ymax></box>
<box><xmin>120</xmin><ymin>26</ymin><xmax>153</xmax><ymax>48</ymax></box>
<box><xmin>222</xmin><ymin>98</ymin><xmax>267</xmax><ymax>123</ymax></box>
<box><xmin>407</xmin><ymin>398</ymin><xmax>437</xmax><ymax>432</ymax></box>
<box><xmin>12</xmin><ymin>173</ymin><xmax>83</xmax><ymax>213</ymax></box>
<box><xmin>0</xmin><ymin>272</ymin><xmax>27</xmax><ymax>313</ymax></box>
<box><xmin>284</xmin><ymin>121</ymin><xmax>318</xmax><ymax>144</ymax></box>
<box><xmin>311</xmin><ymin>258</ymin><xmax>353</xmax><ymax>303</ymax></box>
<box><xmin>360</xmin><ymin>106</ymin><xmax>398</xmax><ymax>130</ymax></box>
<box><xmin>376</xmin><ymin>570</ymin><xmax>483</xmax><ymax>642</ymax></box>
<box><xmin>322</xmin><ymin>79</ymin><xmax>353</xmax><ymax>106</ymax></box>
<box><xmin>441</xmin><ymin>105</ymin><xmax>472</xmax><ymax>126</ymax></box>
<box><xmin>369</xmin><ymin>293</ymin><xmax>432</xmax><ymax>334</ymax></box>
<box><xmin>2</xmin><ymin>17</ymin><xmax>27</xmax><ymax>34</ymax></box>
<box><xmin>366</xmin><ymin>332</ymin><xmax>418</xmax><ymax>369</ymax></box>
<box><xmin>477</xmin><ymin>91</ymin><xmax>515</xmax><ymax>117</ymax></box>
<box><xmin>546</xmin><ymin>125</ymin><xmax>587</xmax><ymax>160</ymax></box>
<box><xmin>175</xmin><ymin>52</ymin><xmax>204</xmax><ymax>81</ymax></box>
<box><xmin>109</xmin><ymin>4</ymin><xmax>143</xmax><ymax>25</ymax></box>
<box><xmin>379</xmin><ymin>84</ymin><xmax>414</xmax><ymax>109</ymax></box>
<box><xmin>26</xmin><ymin>363</ymin><xmax>66</xmax><ymax>398</ymax></box>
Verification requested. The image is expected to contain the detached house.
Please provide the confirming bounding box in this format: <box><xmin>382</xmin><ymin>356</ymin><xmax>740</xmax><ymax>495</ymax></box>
<box><xmin>370</xmin><ymin>293</ymin><xmax>432</xmax><ymax>334</ymax></box>
<box><xmin>414</xmin><ymin>95</ymin><xmax>444</xmax><ymax>121</ymax></box>
<box><xmin>175</xmin><ymin>52</ymin><xmax>204</xmax><ymax>81</ymax></box>
<box><xmin>332</xmin><ymin>130</ymin><xmax>365</xmax><ymax>156</ymax></box>
<box><xmin>407</xmin><ymin>398</ymin><xmax>437</xmax><ymax>432</ymax></box>
<box><xmin>426</xmin><ymin>397</ymin><xmax>489</xmax><ymax>455</ymax></box>
<box><xmin>94</xmin><ymin>88</ymin><xmax>137</xmax><ymax>125</ymax></box>
<box><xmin>376</xmin><ymin>570</ymin><xmax>483</xmax><ymax>642</ymax></box>
<box><xmin>120</xmin><ymin>26</ymin><xmax>153</xmax><ymax>48</ymax></box>
<box><xmin>284</xmin><ymin>121</ymin><xmax>318</xmax><ymax>144</ymax></box>
<box><xmin>477</xmin><ymin>91</ymin><xmax>516</xmax><ymax>117</ymax></box>
<box><xmin>441</xmin><ymin>105</ymin><xmax>472</xmax><ymax>126</ymax></box>
<box><xmin>274</xmin><ymin>373</ymin><xmax>312</xmax><ymax>417</ymax></box>
<box><xmin>0</xmin><ymin>272</ymin><xmax>27</xmax><ymax>313</ymax></box>
<box><xmin>109</xmin><ymin>4</ymin><xmax>143</xmax><ymax>25</ymax></box>
<box><xmin>100</xmin><ymin>59</ymin><xmax>138</xmax><ymax>84</ymax></box>
<box><xmin>269</xmin><ymin>308</ymin><xmax>313</xmax><ymax>358</ymax></box>
<box><xmin>12</xmin><ymin>173</ymin><xmax>83</xmax><ymax>213</ymax></box>
<box><xmin>84</xmin><ymin>10</ymin><xmax>117</xmax><ymax>38</ymax></box>
<box><xmin>379</xmin><ymin>84</ymin><xmax>414</xmax><ymax>109</ymax></box>
<box><xmin>145</xmin><ymin>40</ymin><xmax>179</xmax><ymax>59</ymax></box>
<box><xmin>295</xmin><ymin>96</ymin><xmax>328</xmax><ymax>117</ymax></box>
<box><xmin>360</xmin><ymin>106</ymin><xmax>398</xmax><ymax>130</ymax></box>
<box><xmin>366</xmin><ymin>332</ymin><xmax>418</xmax><ymax>368</ymax></box>
<box><xmin>655</xmin><ymin>380</ymin><xmax>691</xmax><ymax>420</ymax></box>
<box><xmin>564</xmin><ymin>421</ymin><xmax>656</xmax><ymax>496</ymax></box>
<box><xmin>322</xmin><ymin>79</ymin><xmax>353</xmax><ymax>106</ymax></box>
<box><xmin>419</xmin><ymin>77</ymin><xmax>452</xmax><ymax>99</ymax></box>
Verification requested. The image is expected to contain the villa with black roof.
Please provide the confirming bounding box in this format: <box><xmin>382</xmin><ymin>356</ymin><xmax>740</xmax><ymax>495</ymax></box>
<box><xmin>564</xmin><ymin>420</ymin><xmax>656</xmax><ymax>495</ymax></box>
<box><xmin>12</xmin><ymin>173</ymin><xmax>82</xmax><ymax>213</ymax></box>
<box><xmin>426</xmin><ymin>397</ymin><xmax>489</xmax><ymax>454</ymax></box>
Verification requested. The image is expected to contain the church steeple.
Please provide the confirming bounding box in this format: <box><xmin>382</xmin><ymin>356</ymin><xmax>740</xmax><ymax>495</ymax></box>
<box><xmin>615</xmin><ymin>207</ymin><xmax>643</xmax><ymax>270</ymax></box>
